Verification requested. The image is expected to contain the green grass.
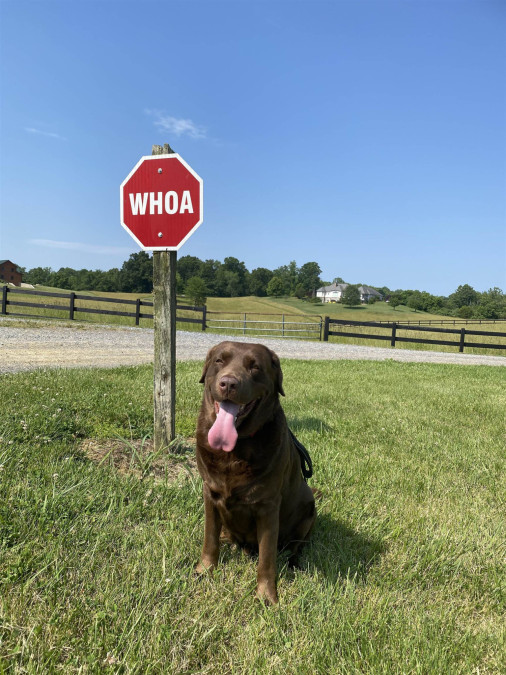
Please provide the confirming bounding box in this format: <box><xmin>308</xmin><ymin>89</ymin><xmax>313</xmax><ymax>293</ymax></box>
<box><xmin>1</xmin><ymin>360</ymin><xmax>504</xmax><ymax>673</ymax></box>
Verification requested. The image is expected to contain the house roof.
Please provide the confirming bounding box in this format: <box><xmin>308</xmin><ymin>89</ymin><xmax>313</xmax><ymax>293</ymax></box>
<box><xmin>317</xmin><ymin>282</ymin><xmax>383</xmax><ymax>297</ymax></box>
<box><xmin>317</xmin><ymin>283</ymin><xmax>347</xmax><ymax>293</ymax></box>
<box><xmin>358</xmin><ymin>285</ymin><xmax>382</xmax><ymax>296</ymax></box>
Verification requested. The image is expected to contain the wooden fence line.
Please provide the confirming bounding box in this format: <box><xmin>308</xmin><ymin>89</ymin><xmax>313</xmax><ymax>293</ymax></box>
<box><xmin>334</xmin><ymin>317</ymin><xmax>506</xmax><ymax>326</ymax></box>
<box><xmin>323</xmin><ymin>317</ymin><xmax>506</xmax><ymax>353</ymax></box>
<box><xmin>1</xmin><ymin>286</ymin><xmax>206</xmax><ymax>329</ymax></box>
<box><xmin>2</xmin><ymin>287</ymin><xmax>505</xmax><ymax>353</ymax></box>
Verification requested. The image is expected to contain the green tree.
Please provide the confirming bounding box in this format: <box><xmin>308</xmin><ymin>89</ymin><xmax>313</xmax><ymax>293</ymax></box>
<box><xmin>249</xmin><ymin>268</ymin><xmax>273</xmax><ymax>296</ymax></box>
<box><xmin>119</xmin><ymin>252</ymin><xmax>153</xmax><ymax>293</ymax></box>
<box><xmin>185</xmin><ymin>276</ymin><xmax>208</xmax><ymax>305</ymax></box>
<box><xmin>477</xmin><ymin>287</ymin><xmax>505</xmax><ymax>319</ymax></box>
<box><xmin>51</xmin><ymin>267</ymin><xmax>77</xmax><ymax>290</ymax></box>
<box><xmin>388</xmin><ymin>292</ymin><xmax>402</xmax><ymax>310</ymax></box>
<box><xmin>407</xmin><ymin>291</ymin><xmax>424</xmax><ymax>312</ymax></box>
<box><xmin>24</xmin><ymin>266</ymin><xmax>53</xmax><ymax>285</ymax></box>
<box><xmin>178</xmin><ymin>255</ymin><xmax>203</xmax><ymax>284</ymax></box>
<box><xmin>294</xmin><ymin>284</ymin><xmax>306</xmax><ymax>299</ymax></box>
<box><xmin>342</xmin><ymin>284</ymin><xmax>361</xmax><ymax>307</ymax></box>
<box><xmin>199</xmin><ymin>259</ymin><xmax>220</xmax><ymax>296</ymax></box>
<box><xmin>94</xmin><ymin>269</ymin><xmax>120</xmax><ymax>292</ymax></box>
<box><xmin>272</xmin><ymin>261</ymin><xmax>298</xmax><ymax>295</ymax></box>
<box><xmin>222</xmin><ymin>257</ymin><xmax>249</xmax><ymax>296</ymax></box>
<box><xmin>266</xmin><ymin>276</ymin><xmax>285</xmax><ymax>297</ymax></box>
<box><xmin>449</xmin><ymin>284</ymin><xmax>479</xmax><ymax>308</ymax></box>
<box><xmin>457</xmin><ymin>305</ymin><xmax>474</xmax><ymax>319</ymax></box>
<box><xmin>298</xmin><ymin>262</ymin><xmax>322</xmax><ymax>297</ymax></box>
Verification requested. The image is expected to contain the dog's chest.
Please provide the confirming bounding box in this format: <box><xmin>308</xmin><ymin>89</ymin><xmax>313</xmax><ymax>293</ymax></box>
<box><xmin>204</xmin><ymin>457</ymin><xmax>265</xmax><ymax>510</ymax></box>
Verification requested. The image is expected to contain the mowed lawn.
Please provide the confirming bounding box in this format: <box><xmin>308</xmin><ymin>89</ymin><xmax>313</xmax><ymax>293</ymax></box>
<box><xmin>0</xmin><ymin>359</ymin><xmax>504</xmax><ymax>673</ymax></box>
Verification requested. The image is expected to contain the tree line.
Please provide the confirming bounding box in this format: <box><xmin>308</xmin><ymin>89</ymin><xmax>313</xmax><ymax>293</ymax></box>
<box><xmin>22</xmin><ymin>252</ymin><xmax>505</xmax><ymax>319</ymax></box>
<box><xmin>23</xmin><ymin>253</ymin><xmax>323</xmax><ymax>300</ymax></box>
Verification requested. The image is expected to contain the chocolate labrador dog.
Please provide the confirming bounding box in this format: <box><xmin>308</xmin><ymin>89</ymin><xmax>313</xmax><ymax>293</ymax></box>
<box><xmin>195</xmin><ymin>340</ymin><xmax>316</xmax><ymax>604</ymax></box>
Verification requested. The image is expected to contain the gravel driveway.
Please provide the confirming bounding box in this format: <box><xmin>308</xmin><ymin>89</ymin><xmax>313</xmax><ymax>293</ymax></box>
<box><xmin>1</xmin><ymin>322</ymin><xmax>504</xmax><ymax>374</ymax></box>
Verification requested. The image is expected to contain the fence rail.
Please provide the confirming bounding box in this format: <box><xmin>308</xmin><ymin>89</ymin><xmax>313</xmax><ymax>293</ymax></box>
<box><xmin>323</xmin><ymin>317</ymin><xmax>506</xmax><ymax>353</ymax></box>
<box><xmin>206</xmin><ymin>311</ymin><xmax>323</xmax><ymax>340</ymax></box>
<box><xmin>1</xmin><ymin>286</ymin><xmax>206</xmax><ymax>329</ymax></box>
<box><xmin>340</xmin><ymin>317</ymin><xmax>506</xmax><ymax>326</ymax></box>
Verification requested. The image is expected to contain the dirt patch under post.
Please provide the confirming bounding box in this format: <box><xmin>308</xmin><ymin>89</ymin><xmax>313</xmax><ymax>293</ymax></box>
<box><xmin>79</xmin><ymin>437</ymin><xmax>199</xmax><ymax>483</ymax></box>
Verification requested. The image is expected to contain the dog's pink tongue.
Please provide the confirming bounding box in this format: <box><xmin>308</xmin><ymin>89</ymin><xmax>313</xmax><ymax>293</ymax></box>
<box><xmin>208</xmin><ymin>401</ymin><xmax>240</xmax><ymax>452</ymax></box>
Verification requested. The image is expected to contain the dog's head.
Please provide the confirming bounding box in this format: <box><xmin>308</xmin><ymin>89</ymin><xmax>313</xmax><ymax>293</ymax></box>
<box><xmin>199</xmin><ymin>341</ymin><xmax>284</xmax><ymax>452</ymax></box>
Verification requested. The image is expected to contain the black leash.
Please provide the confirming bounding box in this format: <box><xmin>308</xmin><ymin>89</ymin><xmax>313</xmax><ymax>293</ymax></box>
<box><xmin>288</xmin><ymin>428</ymin><xmax>313</xmax><ymax>481</ymax></box>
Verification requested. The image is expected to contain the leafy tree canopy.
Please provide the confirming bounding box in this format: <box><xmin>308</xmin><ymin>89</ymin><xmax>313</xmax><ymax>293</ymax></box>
<box><xmin>342</xmin><ymin>284</ymin><xmax>361</xmax><ymax>307</ymax></box>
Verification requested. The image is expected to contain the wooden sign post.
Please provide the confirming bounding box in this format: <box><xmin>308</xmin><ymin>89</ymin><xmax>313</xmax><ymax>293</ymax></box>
<box><xmin>153</xmin><ymin>142</ymin><xmax>177</xmax><ymax>448</ymax></box>
<box><xmin>120</xmin><ymin>143</ymin><xmax>203</xmax><ymax>452</ymax></box>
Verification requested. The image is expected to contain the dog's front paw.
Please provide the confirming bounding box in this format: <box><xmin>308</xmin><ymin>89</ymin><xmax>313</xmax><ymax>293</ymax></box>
<box><xmin>195</xmin><ymin>559</ymin><xmax>216</xmax><ymax>576</ymax></box>
<box><xmin>256</xmin><ymin>581</ymin><xmax>279</xmax><ymax>605</ymax></box>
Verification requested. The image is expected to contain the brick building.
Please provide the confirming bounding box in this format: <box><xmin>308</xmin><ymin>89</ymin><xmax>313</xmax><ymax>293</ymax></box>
<box><xmin>0</xmin><ymin>260</ymin><xmax>23</xmax><ymax>286</ymax></box>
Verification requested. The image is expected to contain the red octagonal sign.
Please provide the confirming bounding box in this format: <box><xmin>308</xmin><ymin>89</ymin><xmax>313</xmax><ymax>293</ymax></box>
<box><xmin>120</xmin><ymin>154</ymin><xmax>203</xmax><ymax>250</ymax></box>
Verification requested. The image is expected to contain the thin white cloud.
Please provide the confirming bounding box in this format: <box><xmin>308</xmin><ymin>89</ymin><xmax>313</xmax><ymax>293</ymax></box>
<box><xmin>145</xmin><ymin>109</ymin><xmax>207</xmax><ymax>140</ymax></box>
<box><xmin>25</xmin><ymin>127</ymin><xmax>67</xmax><ymax>141</ymax></box>
<box><xmin>30</xmin><ymin>239</ymin><xmax>133</xmax><ymax>256</ymax></box>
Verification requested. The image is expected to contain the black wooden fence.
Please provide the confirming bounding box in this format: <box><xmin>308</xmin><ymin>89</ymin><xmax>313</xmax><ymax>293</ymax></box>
<box><xmin>1</xmin><ymin>286</ymin><xmax>206</xmax><ymax>330</ymax></box>
<box><xmin>323</xmin><ymin>317</ymin><xmax>506</xmax><ymax>353</ymax></box>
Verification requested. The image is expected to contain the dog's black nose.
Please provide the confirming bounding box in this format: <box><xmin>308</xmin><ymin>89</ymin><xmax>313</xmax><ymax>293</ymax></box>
<box><xmin>218</xmin><ymin>375</ymin><xmax>238</xmax><ymax>397</ymax></box>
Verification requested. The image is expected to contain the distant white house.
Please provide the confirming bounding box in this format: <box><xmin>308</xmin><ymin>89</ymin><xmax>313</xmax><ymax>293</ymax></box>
<box><xmin>316</xmin><ymin>283</ymin><xmax>382</xmax><ymax>304</ymax></box>
<box><xmin>316</xmin><ymin>283</ymin><xmax>348</xmax><ymax>303</ymax></box>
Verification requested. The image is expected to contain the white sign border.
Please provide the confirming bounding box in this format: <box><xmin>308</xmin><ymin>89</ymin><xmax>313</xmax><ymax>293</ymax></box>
<box><xmin>120</xmin><ymin>153</ymin><xmax>204</xmax><ymax>251</ymax></box>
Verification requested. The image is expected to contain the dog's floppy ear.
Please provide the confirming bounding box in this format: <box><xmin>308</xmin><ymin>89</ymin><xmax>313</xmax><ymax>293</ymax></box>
<box><xmin>269</xmin><ymin>349</ymin><xmax>285</xmax><ymax>396</ymax></box>
<box><xmin>199</xmin><ymin>346</ymin><xmax>216</xmax><ymax>384</ymax></box>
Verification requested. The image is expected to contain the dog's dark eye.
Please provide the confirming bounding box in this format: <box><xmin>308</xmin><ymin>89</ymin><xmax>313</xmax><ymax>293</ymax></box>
<box><xmin>250</xmin><ymin>364</ymin><xmax>260</xmax><ymax>373</ymax></box>
<box><xmin>215</xmin><ymin>358</ymin><xmax>223</xmax><ymax>365</ymax></box>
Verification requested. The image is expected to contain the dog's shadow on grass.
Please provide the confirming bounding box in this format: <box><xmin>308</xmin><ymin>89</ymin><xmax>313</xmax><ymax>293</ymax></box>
<box><xmin>286</xmin><ymin>513</ymin><xmax>385</xmax><ymax>587</ymax></box>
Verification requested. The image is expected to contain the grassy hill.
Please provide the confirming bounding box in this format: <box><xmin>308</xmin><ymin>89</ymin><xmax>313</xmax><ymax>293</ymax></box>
<box><xmin>243</xmin><ymin>296</ymin><xmax>447</xmax><ymax>323</ymax></box>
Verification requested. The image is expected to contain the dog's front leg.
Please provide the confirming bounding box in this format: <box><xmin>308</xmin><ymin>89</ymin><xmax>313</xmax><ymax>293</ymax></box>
<box><xmin>255</xmin><ymin>506</ymin><xmax>280</xmax><ymax>605</ymax></box>
<box><xmin>196</xmin><ymin>485</ymin><xmax>222</xmax><ymax>574</ymax></box>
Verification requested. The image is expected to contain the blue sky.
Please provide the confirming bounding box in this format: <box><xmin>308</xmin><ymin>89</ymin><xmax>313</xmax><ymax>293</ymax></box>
<box><xmin>1</xmin><ymin>0</ymin><xmax>505</xmax><ymax>296</ymax></box>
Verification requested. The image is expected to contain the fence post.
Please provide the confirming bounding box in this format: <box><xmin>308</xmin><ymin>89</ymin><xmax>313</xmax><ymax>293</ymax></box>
<box><xmin>243</xmin><ymin>313</ymin><xmax>247</xmax><ymax>335</ymax></box>
<box><xmin>69</xmin><ymin>292</ymin><xmax>76</xmax><ymax>320</ymax></box>
<box><xmin>391</xmin><ymin>322</ymin><xmax>397</xmax><ymax>347</ymax></box>
<box><xmin>323</xmin><ymin>316</ymin><xmax>330</xmax><ymax>341</ymax></box>
<box><xmin>459</xmin><ymin>327</ymin><xmax>466</xmax><ymax>353</ymax></box>
<box><xmin>202</xmin><ymin>305</ymin><xmax>207</xmax><ymax>331</ymax></box>
<box><xmin>135</xmin><ymin>298</ymin><xmax>141</xmax><ymax>326</ymax></box>
<box><xmin>282</xmin><ymin>314</ymin><xmax>285</xmax><ymax>337</ymax></box>
<box><xmin>1</xmin><ymin>286</ymin><xmax>7</xmax><ymax>315</ymax></box>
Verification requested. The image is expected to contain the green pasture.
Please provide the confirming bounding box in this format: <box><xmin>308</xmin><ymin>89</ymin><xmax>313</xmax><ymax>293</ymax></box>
<box><xmin>1</xmin><ymin>360</ymin><xmax>504</xmax><ymax>673</ymax></box>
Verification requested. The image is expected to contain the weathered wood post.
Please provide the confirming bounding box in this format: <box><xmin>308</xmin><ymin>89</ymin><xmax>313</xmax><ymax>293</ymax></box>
<box><xmin>459</xmin><ymin>327</ymin><xmax>466</xmax><ymax>353</ymax></box>
<box><xmin>1</xmin><ymin>286</ymin><xmax>7</xmax><ymax>315</ymax></box>
<box><xmin>120</xmin><ymin>143</ymin><xmax>203</xmax><ymax>451</ymax></box>
<box><xmin>323</xmin><ymin>316</ymin><xmax>330</xmax><ymax>342</ymax></box>
<box><xmin>391</xmin><ymin>322</ymin><xmax>397</xmax><ymax>348</ymax></box>
<box><xmin>152</xmin><ymin>143</ymin><xmax>177</xmax><ymax>450</ymax></box>
<box><xmin>69</xmin><ymin>292</ymin><xmax>76</xmax><ymax>321</ymax></box>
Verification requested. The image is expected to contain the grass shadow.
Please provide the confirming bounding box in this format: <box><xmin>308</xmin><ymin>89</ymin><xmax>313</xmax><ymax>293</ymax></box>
<box><xmin>292</xmin><ymin>512</ymin><xmax>385</xmax><ymax>586</ymax></box>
